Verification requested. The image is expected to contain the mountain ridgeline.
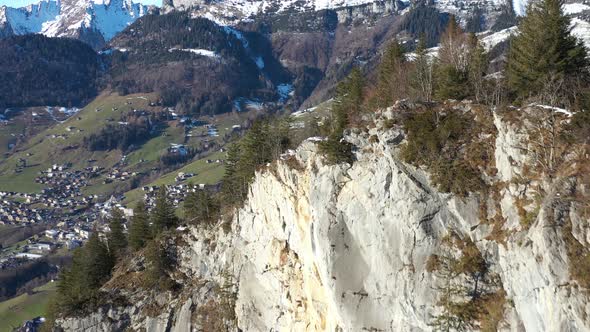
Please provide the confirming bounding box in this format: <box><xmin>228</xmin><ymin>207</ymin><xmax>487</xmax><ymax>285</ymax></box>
<box><xmin>0</xmin><ymin>0</ymin><xmax>463</xmax><ymax>113</ymax></box>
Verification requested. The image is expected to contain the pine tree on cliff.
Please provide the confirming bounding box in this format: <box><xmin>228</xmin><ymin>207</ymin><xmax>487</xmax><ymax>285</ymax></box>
<box><xmin>221</xmin><ymin>143</ymin><xmax>245</xmax><ymax>204</ymax></box>
<box><xmin>152</xmin><ymin>187</ymin><xmax>178</xmax><ymax>234</ymax></box>
<box><xmin>55</xmin><ymin>232</ymin><xmax>114</xmax><ymax>312</ymax></box>
<box><xmin>435</xmin><ymin>16</ymin><xmax>471</xmax><ymax>100</ymax></box>
<box><xmin>107</xmin><ymin>208</ymin><xmax>127</xmax><ymax>260</ymax></box>
<box><xmin>144</xmin><ymin>236</ymin><xmax>173</xmax><ymax>289</ymax></box>
<box><xmin>375</xmin><ymin>39</ymin><xmax>408</xmax><ymax>106</ymax></box>
<box><xmin>185</xmin><ymin>188</ymin><xmax>218</xmax><ymax>226</ymax></box>
<box><xmin>507</xmin><ymin>0</ymin><xmax>588</xmax><ymax>104</ymax></box>
<box><xmin>320</xmin><ymin>67</ymin><xmax>364</xmax><ymax>164</ymax></box>
<box><xmin>129</xmin><ymin>201</ymin><xmax>150</xmax><ymax>251</ymax></box>
<box><xmin>83</xmin><ymin>232</ymin><xmax>114</xmax><ymax>290</ymax></box>
<box><xmin>467</xmin><ymin>33</ymin><xmax>488</xmax><ymax>103</ymax></box>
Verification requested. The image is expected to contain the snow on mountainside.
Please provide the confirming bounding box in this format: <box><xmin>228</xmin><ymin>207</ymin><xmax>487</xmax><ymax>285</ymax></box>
<box><xmin>0</xmin><ymin>0</ymin><xmax>154</xmax><ymax>48</ymax></box>
<box><xmin>164</xmin><ymin>0</ymin><xmax>406</xmax><ymax>25</ymax></box>
<box><xmin>164</xmin><ymin>0</ymin><xmax>509</xmax><ymax>26</ymax></box>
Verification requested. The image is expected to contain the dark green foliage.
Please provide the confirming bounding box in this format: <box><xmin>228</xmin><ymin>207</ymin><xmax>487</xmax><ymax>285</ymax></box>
<box><xmin>0</xmin><ymin>34</ymin><xmax>100</xmax><ymax>108</ymax></box>
<box><xmin>108</xmin><ymin>11</ymin><xmax>263</xmax><ymax>116</ymax></box>
<box><xmin>318</xmin><ymin>136</ymin><xmax>354</xmax><ymax>165</ymax></box>
<box><xmin>222</xmin><ymin>118</ymin><xmax>290</xmax><ymax>205</ymax></box>
<box><xmin>107</xmin><ymin>209</ymin><xmax>128</xmax><ymax>260</ymax></box>
<box><xmin>143</xmin><ymin>237</ymin><xmax>174</xmax><ymax>290</ymax></box>
<box><xmin>184</xmin><ymin>189</ymin><xmax>219</xmax><ymax>226</ymax></box>
<box><xmin>84</xmin><ymin>111</ymin><xmax>162</xmax><ymax>152</ymax></box>
<box><xmin>401</xmin><ymin>5</ymin><xmax>450</xmax><ymax>47</ymax></box>
<box><xmin>464</xmin><ymin>7</ymin><xmax>485</xmax><ymax>33</ymax></box>
<box><xmin>0</xmin><ymin>258</ymin><xmax>60</xmax><ymax>302</ymax></box>
<box><xmin>374</xmin><ymin>40</ymin><xmax>408</xmax><ymax>107</ymax></box>
<box><xmin>401</xmin><ymin>109</ymin><xmax>484</xmax><ymax>196</ymax></box>
<box><xmin>436</xmin><ymin>66</ymin><xmax>471</xmax><ymax>101</ymax></box>
<box><xmin>491</xmin><ymin>4</ymin><xmax>518</xmax><ymax>32</ymax></box>
<box><xmin>467</xmin><ymin>34</ymin><xmax>488</xmax><ymax>103</ymax></box>
<box><xmin>151</xmin><ymin>187</ymin><xmax>178</xmax><ymax>234</ymax></box>
<box><xmin>507</xmin><ymin>0</ymin><xmax>588</xmax><ymax>104</ymax></box>
<box><xmin>319</xmin><ymin>67</ymin><xmax>364</xmax><ymax>164</ymax></box>
<box><xmin>128</xmin><ymin>201</ymin><xmax>151</xmax><ymax>251</ymax></box>
<box><xmin>435</xmin><ymin>17</ymin><xmax>473</xmax><ymax>101</ymax></box>
<box><xmin>160</xmin><ymin>146</ymin><xmax>198</xmax><ymax>166</ymax></box>
<box><xmin>112</xmin><ymin>12</ymin><xmax>250</xmax><ymax>65</ymax></box>
<box><xmin>56</xmin><ymin>233</ymin><xmax>113</xmax><ymax>313</ymax></box>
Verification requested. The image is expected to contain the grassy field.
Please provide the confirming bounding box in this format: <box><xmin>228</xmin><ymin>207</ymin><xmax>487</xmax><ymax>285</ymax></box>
<box><xmin>123</xmin><ymin>150</ymin><xmax>227</xmax><ymax>205</ymax></box>
<box><xmin>0</xmin><ymin>92</ymin><xmax>160</xmax><ymax>193</ymax></box>
<box><xmin>0</xmin><ymin>120</ymin><xmax>24</xmax><ymax>156</ymax></box>
<box><xmin>0</xmin><ymin>282</ymin><xmax>57</xmax><ymax>332</ymax></box>
<box><xmin>0</xmin><ymin>92</ymin><xmax>254</xmax><ymax>198</ymax></box>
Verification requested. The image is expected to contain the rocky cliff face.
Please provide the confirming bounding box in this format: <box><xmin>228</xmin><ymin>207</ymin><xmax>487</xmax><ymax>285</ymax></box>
<box><xmin>57</xmin><ymin>101</ymin><xmax>590</xmax><ymax>331</ymax></box>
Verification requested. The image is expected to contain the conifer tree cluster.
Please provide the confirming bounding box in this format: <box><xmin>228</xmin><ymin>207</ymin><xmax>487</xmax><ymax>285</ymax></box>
<box><xmin>507</xmin><ymin>0</ymin><xmax>588</xmax><ymax>106</ymax></box>
<box><xmin>319</xmin><ymin>67</ymin><xmax>364</xmax><ymax>164</ymax></box>
<box><xmin>53</xmin><ymin>187</ymin><xmax>184</xmax><ymax>315</ymax></box>
<box><xmin>222</xmin><ymin>118</ymin><xmax>291</xmax><ymax>205</ymax></box>
<box><xmin>184</xmin><ymin>187</ymin><xmax>219</xmax><ymax>226</ymax></box>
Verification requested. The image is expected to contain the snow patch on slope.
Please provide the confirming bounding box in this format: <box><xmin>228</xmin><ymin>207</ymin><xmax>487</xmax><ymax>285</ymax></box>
<box><xmin>169</xmin><ymin>47</ymin><xmax>221</xmax><ymax>58</ymax></box>
<box><xmin>571</xmin><ymin>18</ymin><xmax>590</xmax><ymax>49</ymax></box>
<box><xmin>480</xmin><ymin>27</ymin><xmax>517</xmax><ymax>51</ymax></box>
<box><xmin>564</xmin><ymin>3</ymin><xmax>590</xmax><ymax>14</ymax></box>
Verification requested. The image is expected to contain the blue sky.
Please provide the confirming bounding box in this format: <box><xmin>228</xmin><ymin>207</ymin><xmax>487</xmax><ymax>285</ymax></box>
<box><xmin>0</xmin><ymin>0</ymin><xmax>160</xmax><ymax>6</ymax></box>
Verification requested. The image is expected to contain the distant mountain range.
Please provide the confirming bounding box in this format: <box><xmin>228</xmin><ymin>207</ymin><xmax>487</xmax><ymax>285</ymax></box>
<box><xmin>0</xmin><ymin>0</ymin><xmax>156</xmax><ymax>48</ymax></box>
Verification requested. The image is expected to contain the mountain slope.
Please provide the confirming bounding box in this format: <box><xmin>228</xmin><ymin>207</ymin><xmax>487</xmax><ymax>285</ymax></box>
<box><xmin>0</xmin><ymin>34</ymin><xmax>100</xmax><ymax>108</ymax></box>
<box><xmin>54</xmin><ymin>101</ymin><xmax>590</xmax><ymax>331</ymax></box>
<box><xmin>0</xmin><ymin>0</ymin><xmax>155</xmax><ymax>49</ymax></box>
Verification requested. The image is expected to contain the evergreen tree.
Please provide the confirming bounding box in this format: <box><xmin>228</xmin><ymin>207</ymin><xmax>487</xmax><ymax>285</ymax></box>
<box><xmin>107</xmin><ymin>208</ymin><xmax>127</xmax><ymax>260</ymax></box>
<box><xmin>221</xmin><ymin>118</ymin><xmax>291</xmax><ymax>205</ymax></box>
<box><xmin>56</xmin><ymin>231</ymin><xmax>114</xmax><ymax>313</ymax></box>
<box><xmin>143</xmin><ymin>236</ymin><xmax>173</xmax><ymax>290</ymax></box>
<box><xmin>507</xmin><ymin>0</ymin><xmax>588</xmax><ymax>104</ymax></box>
<box><xmin>319</xmin><ymin>67</ymin><xmax>364</xmax><ymax>164</ymax></box>
<box><xmin>467</xmin><ymin>33</ymin><xmax>488</xmax><ymax>103</ymax></box>
<box><xmin>185</xmin><ymin>188</ymin><xmax>218</xmax><ymax>226</ymax></box>
<box><xmin>56</xmin><ymin>249</ymin><xmax>86</xmax><ymax>310</ymax></box>
<box><xmin>151</xmin><ymin>187</ymin><xmax>178</xmax><ymax>234</ymax></box>
<box><xmin>375</xmin><ymin>39</ymin><xmax>408</xmax><ymax>106</ymax></box>
<box><xmin>435</xmin><ymin>16</ymin><xmax>472</xmax><ymax>100</ymax></box>
<box><xmin>83</xmin><ymin>232</ymin><xmax>114</xmax><ymax>290</ymax></box>
<box><xmin>221</xmin><ymin>143</ymin><xmax>245</xmax><ymax>205</ymax></box>
<box><xmin>129</xmin><ymin>201</ymin><xmax>150</xmax><ymax>251</ymax></box>
<box><xmin>411</xmin><ymin>34</ymin><xmax>434</xmax><ymax>102</ymax></box>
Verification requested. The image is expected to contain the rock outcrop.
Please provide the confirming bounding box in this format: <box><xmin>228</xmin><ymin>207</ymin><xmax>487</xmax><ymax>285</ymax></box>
<box><xmin>57</xmin><ymin>102</ymin><xmax>590</xmax><ymax>331</ymax></box>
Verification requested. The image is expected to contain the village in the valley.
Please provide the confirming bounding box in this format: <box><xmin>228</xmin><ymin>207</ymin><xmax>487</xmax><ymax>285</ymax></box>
<box><xmin>0</xmin><ymin>101</ymin><xmax>245</xmax><ymax>271</ymax></box>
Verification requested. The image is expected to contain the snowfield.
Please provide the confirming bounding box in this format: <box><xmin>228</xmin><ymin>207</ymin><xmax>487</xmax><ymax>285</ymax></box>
<box><xmin>168</xmin><ymin>48</ymin><xmax>221</xmax><ymax>58</ymax></box>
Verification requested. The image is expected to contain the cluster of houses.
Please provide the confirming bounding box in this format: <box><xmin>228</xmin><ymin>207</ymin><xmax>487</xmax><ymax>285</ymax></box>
<box><xmin>35</xmin><ymin>164</ymin><xmax>100</xmax><ymax>194</ymax></box>
<box><xmin>104</xmin><ymin>168</ymin><xmax>140</xmax><ymax>183</ymax></box>
<box><xmin>140</xmin><ymin>183</ymin><xmax>207</xmax><ymax>210</ymax></box>
<box><xmin>175</xmin><ymin>172</ymin><xmax>195</xmax><ymax>182</ymax></box>
<box><xmin>0</xmin><ymin>195</ymin><xmax>50</xmax><ymax>223</ymax></box>
<box><xmin>168</xmin><ymin>143</ymin><xmax>189</xmax><ymax>156</ymax></box>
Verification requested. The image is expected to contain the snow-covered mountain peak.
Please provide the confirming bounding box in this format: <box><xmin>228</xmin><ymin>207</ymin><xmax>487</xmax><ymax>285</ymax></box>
<box><xmin>0</xmin><ymin>0</ymin><xmax>154</xmax><ymax>48</ymax></box>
